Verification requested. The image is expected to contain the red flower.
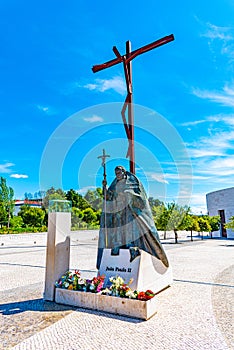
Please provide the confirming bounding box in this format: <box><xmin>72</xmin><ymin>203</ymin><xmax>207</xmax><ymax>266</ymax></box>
<box><xmin>146</xmin><ymin>289</ymin><xmax>154</xmax><ymax>295</ymax></box>
<box><xmin>145</xmin><ymin>290</ymin><xmax>155</xmax><ymax>299</ymax></box>
<box><xmin>137</xmin><ymin>292</ymin><xmax>147</xmax><ymax>300</ymax></box>
<box><xmin>137</xmin><ymin>290</ymin><xmax>156</xmax><ymax>301</ymax></box>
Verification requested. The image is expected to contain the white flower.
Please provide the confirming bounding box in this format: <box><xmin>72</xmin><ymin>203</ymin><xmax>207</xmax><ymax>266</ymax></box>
<box><xmin>78</xmin><ymin>278</ymin><xmax>86</xmax><ymax>285</ymax></box>
<box><xmin>101</xmin><ymin>288</ymin><xmax>112</xmax><ymax>295</ymax></box>
<box><xmin>126</xmin><ymin>290</ymin><xmax>137</xmax><ymax>299</ymax></box>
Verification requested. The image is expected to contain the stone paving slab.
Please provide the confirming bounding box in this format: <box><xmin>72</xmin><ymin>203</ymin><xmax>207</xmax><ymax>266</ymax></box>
<box><xmin>0</xmin><ymin>282</ymin><xmax>76</xmax><ymax>350</ymax></box>
<box><xmin>1</xmin><ymin>232</ymin><xmax>233</xmax><ymax>349</ymax></box>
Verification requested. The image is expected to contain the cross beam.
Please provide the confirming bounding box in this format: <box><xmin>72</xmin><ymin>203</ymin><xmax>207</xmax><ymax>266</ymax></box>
<box><xmin>92</xmin><ymin>34</ymin><xmax>174</xmax><ymax>174</ymax></box>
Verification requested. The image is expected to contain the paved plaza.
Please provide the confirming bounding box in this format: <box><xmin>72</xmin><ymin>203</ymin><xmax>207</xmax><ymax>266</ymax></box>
<box><xmin>0</xmin><ymin>231</ymin><xmax>233</xmax><ymax>350</ymax></box>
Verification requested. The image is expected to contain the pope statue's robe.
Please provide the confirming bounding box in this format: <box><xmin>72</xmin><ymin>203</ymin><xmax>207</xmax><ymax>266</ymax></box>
<box><xmin>96</xmin><ymin>171</ymin><xmax>169</xmax><ymax>269</ymax></box>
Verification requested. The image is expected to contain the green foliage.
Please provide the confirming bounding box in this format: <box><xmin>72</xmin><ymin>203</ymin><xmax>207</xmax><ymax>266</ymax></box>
<box><xmin>18</xmin><ymin>206</ymin><xmax>45</xmax><ymax>228</ymax></box>
<box><xmin>153</xmin><ymin>204</ymin><xmax>168</xmax><ymax>230</ymax></box>
<box><xmin>165</xmin><ymin>203</ymin><xmax>190</xmax><ymax>243</ymax></box>
<box><xmin>225</xmin><ymin>216</ymin><xmax>234</xmax><ymax>230</ymax></box>
<box><xmin>166</xmin><ymin>203</ymin><xmax>190</xmax><ymax>231</ymax></box>
<box><xmin>24</xmin><ymin>192</ymin><xmax>33</xmax><ymax>199</ymax></box>
<box><xmin>184</xmin><ymin>215</ymin><xmax>200</xmax><ymax>232</ymax></box>
<box><xmin>148</xmin><ymin>197</ymin><xmax>164</xmax><ymax>208</ymax></box>
<box><xmin>208</xmin><ymin>215</ymin><xmax>220</xmax><ymax>232</ymax></box>
<box><xmin>48</xmin><ymin>200</ymin><xmax>71</xmax><ymax>213</ymax></box>
<box><xmin>42</xmin><ymin>187</ymin><xmax>66</xmax><ymax>209</ymax></box>
<box><xmin>197</xmin><ymin>216</ymin><xmax>211</xmax><ymax>233</ymax></box>
<box><xmin>82</xmin><ymin>207</ymin><xmax>97</xmax><ymax>224</ymax></box>
<box><xmin>1</xmin><ymin>180</ymin><xmax>222</xmax><ymax>238</ymax></box>
<box><xmin>0</xmin><ymin>177</ymin><xmax>15</xmax><ymax>229</ymax></box>
<box><xmin>71</xmin><ymin>207</ymin><xmax>84</xmax><ymax>228</ymax></box>
<box><xmin>183</xmin><ymin>214</ymin><xmax>199</xmax><ymax>241</ymax></box>
<box><xmin>66</xmin><ymin>189</ymin><xmax>90</xmax><ymax>210</ymax></box>
<box><xmin>0</xmin><ymin>202</ymin><xmax>7</xmax><ymax>225</ymax></box>
<box><xmin>84</xmin><ymin>188</ymin><xmax>103</xmax><ymax>210</ymax></box>
<box><xmin>10</xmin><ymin>216</ymin><xmax>23</xmax><ymax>229</ymax></box>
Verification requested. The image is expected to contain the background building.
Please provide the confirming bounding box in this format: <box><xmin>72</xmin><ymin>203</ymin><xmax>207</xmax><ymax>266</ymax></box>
<box><xmin>206</xmin><ymin>187</ymin><xmax>234</xmax><ymax>239</ymax></box>
<box><xmin>14</xmin><ymin>199</ymin><xmax>42</xmax><ymax>216</ymax></box>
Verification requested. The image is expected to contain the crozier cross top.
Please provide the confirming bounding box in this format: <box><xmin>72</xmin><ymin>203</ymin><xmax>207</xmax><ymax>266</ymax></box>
<box><xmin>92</xmin><ymin>34</ymin><xmax>174</xmax><ymax>174</ymax></box>
<box><xmin>98</xmin><ymin>149</ymin><xmax>110</xmax><ymax>189</ymax></box>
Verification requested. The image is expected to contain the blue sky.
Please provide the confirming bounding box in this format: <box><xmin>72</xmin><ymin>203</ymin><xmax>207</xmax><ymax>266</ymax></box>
<box><xmin>1</xmin><ymin>0</ymin><xmax>234</xmax><ymax>214</ymax></box>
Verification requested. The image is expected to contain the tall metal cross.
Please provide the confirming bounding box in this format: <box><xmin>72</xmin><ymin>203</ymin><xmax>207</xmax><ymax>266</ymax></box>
<box><xmin>92</xmin><ymin>34</ymin><xmax>174</xmax><ymax>174</ymax></box>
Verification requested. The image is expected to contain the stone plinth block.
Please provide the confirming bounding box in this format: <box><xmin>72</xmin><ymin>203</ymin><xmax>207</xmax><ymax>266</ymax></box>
<box><xmin>98</xmin><ymin>249</ymin><xmax>173</xmax><ymax>294</ymax></box>
<box><xmin>55</xmin><ymin>288</ymin><xmax>158</xmax><ymax>320</ymax></box>
<box><xmin>44</xmin><ymin>212</ymin><xmax>71</xmax><ymax>301</ymax></box>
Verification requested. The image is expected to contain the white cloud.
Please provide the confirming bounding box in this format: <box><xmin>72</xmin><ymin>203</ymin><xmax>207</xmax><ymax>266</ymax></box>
<box><xmin>192</xmin><ymin>129</ymin><xmax>234</xmax><ymax>151</ymax></box>
<box><xmin>208</xmin><ymin>157</ymin><xmax>234</xmax><ymax>170</ymax></box>
<box><xmin>201</xmin><ymin>23</ymin><xmax>233</xmax><ymax>41</ymax></box>
<box><xmin>197</xmin><ymin>20</ymin><xmax>234</xmax><ymax>68</ymax></box>
<box><xmin>10</xmin><ymin>174</ymin><xmax>28</xmax><ymax>179</ymax></box>
<box><xmin>207</xmin><ymin>114</ymin><xmax>234</xmax><ymax>125</ymax></box>
<box><xmin>146</xmin><ymin>172</ymin><xmax>207</xmax><ymax>185</ymax></box>
<box><xmin>83</xmin><ymin>115</ymin><xmax>104</xmax><ymax>123</ymax></box>
<box><xmin>189</xmin><ymin>148</ymin><xmax>224</xmax><ymax>158</ymax></box>
<box><xmin>180</xmin><ymin>114</ymin><xmax>234</xmax><ymax>128</ymax></box>
<box><xmin>37</xmin><ymin>105</ymin><xmax>56</xmax><ymax>115</ymax></box>
<box><xmin>0</xmin><ymin>162</ymin><xmax>14</xmax><ymax>173</ymax></box>
<box><xmin>84</xmin><ymin>83</ymin><xmax>96</xmax><ymax>91</ymax></box>
<box><xmin>146</xmin><ymin>172</ymin><xmax>169</xmax><ymax>184</ymax></box>
<box><xmin>192</xmin><ymin>85</ymin><xmax>234</xmax><ymax>107</ymax></box>
<box><xmin>166</xmin><ymin>173</ymin><xmax>206</xmax><ymax>181</ymax></box>
<box><xmin>84</xmin><ymin>76</ymin><xmax>125</xmax><ymax>95</ymax></box>
<box><xmin>181</xmin><ymin>120</ymin><xmax>206</xmax><ymax>127</ymax></box>
<box><xmin>189</xmin><ymin>193</ymin><xmax>207</xmax><ymax>214</ymax></box>
<box><xmin>37</xmin><ymin>105</ymin><xmax>49</xmax><ymax>112</ymax></box>
<box><xmin>78</xmin><ymin>186</ymin><xmax>96</xmax><ymax>195</ymax></box>
<box><xmin>187</xmin><ymin>128</ymin><xmax>234</xmax><ymax>164</ymax></box>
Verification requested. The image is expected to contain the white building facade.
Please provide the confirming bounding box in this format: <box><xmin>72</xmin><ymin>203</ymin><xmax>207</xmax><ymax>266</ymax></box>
<box><xmin>14</xmin><ymin>200</ymin><xmax>42</xmax><ymax>216</ymax></box>
<box><xmin>206</xmin><ymin>187</ymin><xmax>234</xmax><ymax>239</ymax></box>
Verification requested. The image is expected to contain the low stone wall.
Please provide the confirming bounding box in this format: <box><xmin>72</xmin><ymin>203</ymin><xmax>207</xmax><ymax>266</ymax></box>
<box><xmin>55</xmin><ymin>288</ymin><xmax>158</xmax><ymax>320</ymax></box>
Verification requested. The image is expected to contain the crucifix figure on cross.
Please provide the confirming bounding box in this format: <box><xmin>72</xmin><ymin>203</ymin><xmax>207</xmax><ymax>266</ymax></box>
<box><xmin>92</xmin><ymin>34</ymin><xmax>174</xmax><ymax>174</ymax></box>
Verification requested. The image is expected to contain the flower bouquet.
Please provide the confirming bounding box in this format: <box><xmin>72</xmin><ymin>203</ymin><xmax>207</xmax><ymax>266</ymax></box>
<box><xmin>55</xmin><ymin>271</ymin><xmax>155</xmax><ymax>301</ymax></box>
<box><xmin>55</xmin><ymin>270</ymin><xmax>105</xmax><ymax>293</ymax></box>
<box><xmin>55</xmin><ymin>270</ymin><xmax>158</xmax><ymax>320</ymax></box>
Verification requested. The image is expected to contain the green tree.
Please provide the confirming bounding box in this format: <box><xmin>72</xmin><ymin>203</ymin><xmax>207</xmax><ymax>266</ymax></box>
<box><xmin>0</xmin><ymin>202</ymin><xmax>6</xmax><ymax>225</ymax></box>
<box><xmin>82</xmin><ymin>207</ymin><xmax>97</xmax><ymax>225</ymax></box>
<box><xmin>166</xmin><ymin>203</ymin><xmax>190</xmax><ymax>243</ymax></box>
<box><xmin>153</xmin><ymin>204</ymin><xmax>169</xmax><ymax>239</ymax></box>
<box><xmin>66</xmin><ymin>189</ymin><xmax>90</xmax><ymax>210</ymax></box>
<box><xmin>225</xmin><ymin>216</ymin><xmax>234</xmax><ymax>230</ymax></box>
<box><xmin>183</xmin><ymin>214</ymin><xmax>199</xmax><ymax>241</ymax></box>
<box><xmin>71</xmin><ymin>207</ymin><xmax>84</xmax><ymax>229</ymax></box>
<box><xmin>197</xmin><ymin>216</ymin><xmax>211</xmax><ymax>239</ymax></box>
<box><xmin>0</xmin><ymin>177</ymin><xmax>15</xmax><ymax>229</ymax></box>
<box><xmin>10</xmin><ymin>216</ymin><xmax>23</xmax><ymax>229</ymax></box>
<box><xmin>208</xmin><ymin>215</ymin><xmax>220</xmax><ymax>237</ymax></box>
<box><xmin>42</xmin><ymin>187</ymin><xmax>66</xmax><ymax>209</ymax></box>
<box><xmin>18</xmin><ymin>206</ymin><xmax>45</xmax><ymax>228</ymax></box>
<box><xmin>84</xmin><ymin>188</ymin><xmax>103</xmax><ymax>210</ymax></box>
<box><xmin>148</xmin><ymin>197</ymin><xmax>163</xmax><ymax>209</ymax></box>
<box><xmin>24</xmin><ymin>192</ymin><xmax>33</xmax><ymax>199</ymax></box>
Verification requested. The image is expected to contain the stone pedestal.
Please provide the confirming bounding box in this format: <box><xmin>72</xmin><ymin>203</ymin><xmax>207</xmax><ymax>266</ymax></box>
<box><xmin>55</xmin><ymin>288</ymin><xmax>158</xmax><ymax>320</ymax></box>
<box><xmin>44</xmin><ymin>212</ymin><xmax>71</xmax><ymax>301</ymax></box>
<box><xmin>98</xmin><ymin>248</ymin><xmax>173</xmax><ymax>294</ymax></box>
